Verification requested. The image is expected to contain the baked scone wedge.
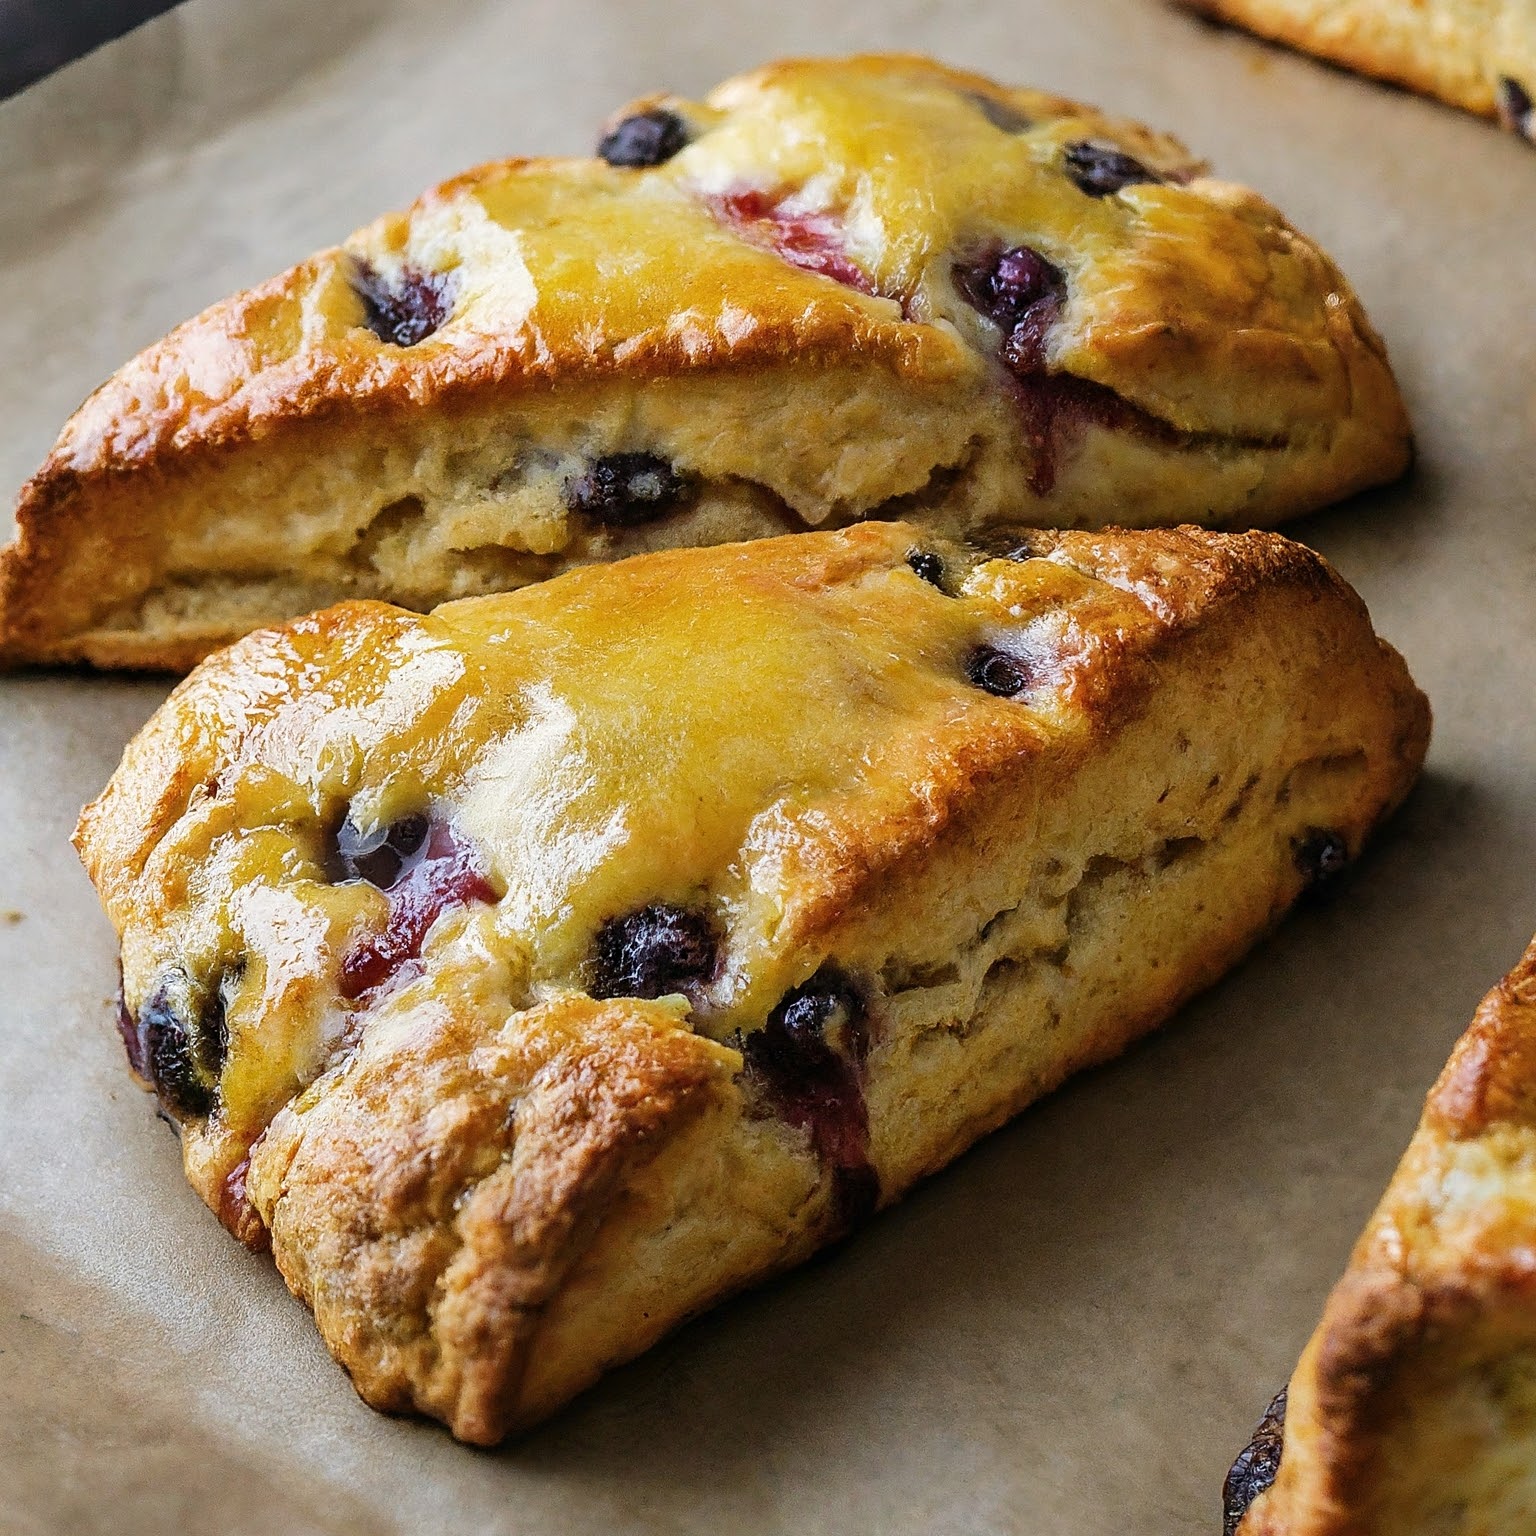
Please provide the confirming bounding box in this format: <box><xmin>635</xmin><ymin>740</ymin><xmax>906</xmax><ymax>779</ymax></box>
<box><xmin>4</xmin><ymin>53</ymin><xmax>1410</xmax><ymax>671</ymax></box>
<box><xmin>75</xmin><ymin>520</ymin><xmax>1428</xmax><ymax>1442</ymax></box>
<box><xmin>1227</xmin><ymin>936</ymin><xmax>1536</xmax><ymax>1535</ymax></box>
<box><xmin>1184</xmin><ymin>0</ymin><xmax>1536</xmax><ymax>142</ymax></box>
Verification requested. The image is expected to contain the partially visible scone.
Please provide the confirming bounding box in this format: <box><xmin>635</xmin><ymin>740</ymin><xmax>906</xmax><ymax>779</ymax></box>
<box><xmin>3</xmin><ymin>53</ymin><xmax>1409</xmax><ymax>670</ymax></box>
<box><xmin>1228</xmin><ymin>936</ymin><xmax>1536</xmax><ymax>1535</ymax></box>
<box><xmin>1185</xmin><ymin>0</ymin><xmax>1536</xmax><ymax>141</ymax></box>
<box><xmin>76</xmin><ymin>521</ymin><xmax>1428</xmax><ymax>1441</ymax></box>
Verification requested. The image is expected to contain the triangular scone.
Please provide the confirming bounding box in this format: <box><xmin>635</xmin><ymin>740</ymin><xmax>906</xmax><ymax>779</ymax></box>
<box><xmin>1228</xmin><ymin>937</ymin><xmax>1536</xmax><ymax>1535</ymax></box>
<box><xmin>5</xmin><ymin>53</ymin><xmax>1409</xmax><ymax>671</ymax></box>
<box><xmin>1184</xmin><ymin>1</ymin><xmax>1536</xmax><ymax>144</ymax></box>
<box><xmin>75</xmin><ymin>521</ymin><xmax>1428</xmax><ymax>1442</ymax></box>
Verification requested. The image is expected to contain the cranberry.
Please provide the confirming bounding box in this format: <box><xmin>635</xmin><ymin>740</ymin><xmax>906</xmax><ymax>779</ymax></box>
<box><xmin>1063</xmin><ymin>140</ymin><xmax>1162</xmax><ymax>197</ymax></box>
<box><xmin>132</xmin><ymin>970</ymin><xmax>230</xmax><ymax>1120</ymax></box>
<box><xmin>709</xmin><ymin>191</ymin><xmax>877</xmax><ymax>296</ymax></box>
<box><xmin>906</xmin><ymin>549</ymin><xmax>947</xmax><ymax>589</ymax></box>
<box><xmin>597</xmin><ymin>108</ymin><xmax>690</xmax><ymax>167</ymax></box>
<box><xmin>339</xmin><ymin>818</ymin><xmax>496</xmax><ymax>1000</ymax></box>
<box><xmin>1499</xmin><ymin>77</ymin><xmax>1535</xmax><ymax>139</ymax></box>
<box><xmin>331</xmin><ymin>811</ymin><xmax>429</xmax><ymax>890</ymax></box>
<box><xmin>591</xmin><ymin>904</ymin><xmax>719</xmax><ymax>1000</ymax></box>
<box><xmin>1293</xmin><ymin>829</ymin><xmax>1349</xmax><ymax>890</ymax></box>
<box><xmin>1223</xmin><ymin>1387</ymin><xmax>1287</xmax><ymax>1535</ymax></box>
<box><xmin>351</xmin><ymin>260</ymin><xmax>454</xmax><ymax>347</ymax></box>
<box><xmin>565</xmin><ymin>453</ymin><xmax>693</xmax><ymax>524</ymax></box>
<box><xmin>966</xmin><ymin>645</ymin><xmax>1031</xmax><ymax>698</ymax></box>
<box><xmin>742</xmin><ymin>967</ymin><xmax>878</xmax><ymax>1227</ymax></box>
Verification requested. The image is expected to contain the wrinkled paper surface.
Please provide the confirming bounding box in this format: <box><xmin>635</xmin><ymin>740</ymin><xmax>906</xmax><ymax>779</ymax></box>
<box><xmin>3</xmin><ymin>2</ymin><xmax>1534</xmax><ymax>1530</ymax></box>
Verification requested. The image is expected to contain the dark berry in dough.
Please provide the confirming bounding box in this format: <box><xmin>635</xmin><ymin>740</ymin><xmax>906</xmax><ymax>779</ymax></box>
<box><xmin>1293</xmin><ymin>829</ymin><xmax>1349</xmax><ymax>889</ymax></box>
<box><xmin>333</xmin><ymin>811</ymin><xmax>429</xmax><ymax>890</ymax></box>
<box><xmin>597</xmin><ymin>108</ymin><xmax>690</xmax><ymax>168</ymax></box>
<box><xmin>135</xmin><ymin>971</ymin><xmax>230</xmax><ymax>1120</ymax></box>
<box><xmin>351</xmin><ymin>261</ymin><xmax>454</xmax><ymax>347</ymax></box>
<box><xmin>591</xmin><ymin>904</ymin><xmax>719</xmax><ymax>1000</ymax></box>
<box><xmin>1223</xmin><ymin>1387</ymin><xmax>1287</xmax><ymax>1536</ymax></box>
<box><xmin>966</xmin><ymin>645</ymin><xmax>1030</xmax><ymax>698</ymax></box>
<box><xmin>1063</xmin><ymin>140</ymin><xmax>1162</xmax><ymax>197</ymax></box>
<box><xmin>565</xmin><ymin>453</ymin><xmax>694</xmax><ymax>524</ymax></box>
<box><xmin>906</xmin><ymin>549</ymin><xmax>947</xmax><ymax>589</ymax></box>
<box><xmin>1498</xmin><ymin>77</ymin><xmax>1535</xmax><ymax>139</ymax></box>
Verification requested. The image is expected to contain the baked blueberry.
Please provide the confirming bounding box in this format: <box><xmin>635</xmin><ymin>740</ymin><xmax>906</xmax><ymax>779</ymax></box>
<box><xmin>591</xmin><ymin>903</ymin><xmax>719</xmax><ymax>1000</ymax></box>
<box><xmin>597</xmin><ymin>108</ymin><xmax>690</xmax><ymax>167</ymax></box>
<box><xmin>966</xmin><ymin>644</ymin><xmax>1030</xmax><ymax>698</ymax></box>
<box><xmin>743</xmin><ymin>966</ymin><xmax>877</xmax><ymax>1225</ymax></box>
<box><xmin>333</xmin><ymin>810</ymin><xmax>429</xmax><ymax>890</ymax></box>
<box><xmin>954</xmin><ymin>243</ymin><xmax>1062</xmax><ymax>330</ymax></box>
<box><xmin>133</xmin><ymin>970</ymin><xmax>230</xmax><ymax>1120</ymax></box>
<box><xmin>565</xmin><ymin>453</ymin><xmax>693</xmax><ymax>524</ymax></box>
<box><xmin>1293</xmin><ymin>829</ymin><xmax>1349</xmax><ymax>889</ymax></box>
<box><xmin>1223</xmin><ymin>1387</ymin><xmax>1287</xmax><ymax>1536</ymax></box>
<box><xmin>1499</xmin><ymin>77</ymin><xmax>1535</xmax><ymax>139</ymax></box>
<box><xmin>906</xmin><ymin>549</ymin><xmax>947</xmax><ymax>589</ymax></box>
<box><xmin>1063</xmin><ymin>140</ymin><xmax>1162</xmax><ymax>197</ymax></box>
<box><xmin>351</xmin><ymin>260</ymin><xmax>455</xmax><ymax>347</ymax></box>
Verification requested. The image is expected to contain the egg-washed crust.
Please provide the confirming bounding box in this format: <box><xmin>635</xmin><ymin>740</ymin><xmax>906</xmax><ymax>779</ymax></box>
<box><xmin>1184</xmin><ymin>0</ymin><xmax>1536</xmax><ymax>141</ymax></box>
<box><xmin>75</xmin><ymin>521</ymin><xmax>1429</xmax><ymax>1441</ymax></box>
<box><xmin>1232</xmin><ymin>936</ymin><xmax>1536</xmax><ymax>1535</ymax></box>
<box><xmin>4</xmin><ymin>53</ymin><xmax>1409</xmax><ymax>672</ymax></box>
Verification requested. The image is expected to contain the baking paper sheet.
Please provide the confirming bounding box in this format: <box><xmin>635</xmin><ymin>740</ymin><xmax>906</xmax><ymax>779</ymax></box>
<box><xmin>3</xmin><ymin>2</ymin><xmax>1534</xmax><ymax>1530</ymax></box>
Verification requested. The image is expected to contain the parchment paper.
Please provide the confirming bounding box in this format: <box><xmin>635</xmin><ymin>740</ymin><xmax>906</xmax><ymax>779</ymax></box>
<box><xmin>2</xmin><ymin>2</ymin><xmax>1534</xmax><ymax>1531</ymax></box>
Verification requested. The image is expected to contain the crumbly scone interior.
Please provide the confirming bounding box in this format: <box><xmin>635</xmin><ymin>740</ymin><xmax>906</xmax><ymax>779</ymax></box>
<box><xmin>76</xmin><ymin>522</ymin><xmax>1428</xmax><ymax>1440</ymax></box>
<box><xmin>5</xmin><ymin>54</ymin><xmax>1408</xmax><ymax>669</ymax></box>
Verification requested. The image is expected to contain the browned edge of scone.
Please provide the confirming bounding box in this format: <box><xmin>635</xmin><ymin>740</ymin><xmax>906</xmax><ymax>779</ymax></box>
<box><xmin>1180</xmin><ymin>1</ymin><xmax>1536</xmax><ymax>143</ymax></box>
<box><xmin>1229</xmin><ymin>935</ymin><xmax>1536</xmax><ymax>1533</ymax></box>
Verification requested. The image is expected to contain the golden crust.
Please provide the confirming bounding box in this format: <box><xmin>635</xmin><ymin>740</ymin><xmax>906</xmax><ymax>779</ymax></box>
<box><xmin>1232</xmin><ymin>939</ymin><xmax>1536</xmax><ymax>1535</ymax></box>
<box><xmin>1185</xmin><ymin>0</ymin><xmax>1536</xmax><ymax>136</ymax></box>
<box><xmin>74</xmin><ymin>521</ymin><xmax>1429</xmax><ymax>1441</ymax></box>
<box><xmin>5</xmin><ymin>53</ymin><xmax>1409</xmax><ymax>670</ymax></box>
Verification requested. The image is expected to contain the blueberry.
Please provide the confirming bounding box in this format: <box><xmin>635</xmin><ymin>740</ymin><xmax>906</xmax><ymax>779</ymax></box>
<box><xmin>333</xmin><ymin>811</ymin><xmax>429</xmax><ymax>890</ymax></box>
<box><xmin>351</xmin><ymin>260</ymin><xmax>454</xmax><ymax>347</ymax></box>
<box><xmin>592</xmin><ymin>903</ymin><xmax>719</xmax><ymax>1000</ymax></box>
<box><xmin>953</xmin><ymin>244</ymin><xmax>1063</xmax><ymax>330</ymax></box>
<box><xmin>1498</xmin><ymin>77</ymin><xmax>1535</xmax><ymax>140</ymax></box>
<box><xmin>745</xmin><ymin>965</ymin><xmax>868</xmax><ymax>1083</ymax></box>
<box><xmin>1063</xmin><ymin>140</ymin><xmax>1162</xmax><ymax>197</ymax></box>
<box><xmin>906</xmin><ymin>549</ymin><xmax>947</xmax><ymax>589</ymax></box>
<box><xmin>597</xmin><ymin>108</ymin><xmax>690</xmax><ymax>168</ymax></box>
<box><xmin>1293</xmin><ymin>829</ymin><xmax>1349</xmax><ymax>889</ymax></box>
<box><xmin>134</xmin><ymin>970</ymin><xmax>231</xmax><ymax>1120</ymax></box>
<box><xmin>966</xmin><ymin>645</ymin><xmax>1030</xmax><ymax>698</ymax></box>
<box><xmin>1223</xmin><ymin>1387</ymin><xmax>1287</xmax><ymax>1536</ymax></box>
<box><xmin>565</xmin><ymin>452</ymin><xmax>693</xmax><ymax>524</ymax></box>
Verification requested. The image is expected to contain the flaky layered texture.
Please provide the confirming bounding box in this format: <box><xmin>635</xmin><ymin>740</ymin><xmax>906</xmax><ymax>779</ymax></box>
<box><xmin>5</xmin><ymin>53</ymin><xmax>1409</xmax><ymax>671</ymax></box>
<box><xmin>1185</xmin><ymin>0</ymin><xmax>1536</xmax><ymax>140</ymax></box>
<box><xmin>75</xmin><ymin>521</ymin><xmax>1428</xmax><ymax>1441</ymax></box>
<box><xmin>1230</xmin><ymin>937</ymin><xmax>1536</xmax><ymax>1536</ymax></box>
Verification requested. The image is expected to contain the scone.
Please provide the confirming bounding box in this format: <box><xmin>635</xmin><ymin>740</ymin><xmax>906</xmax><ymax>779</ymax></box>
<box><xmin>3</xmin><ymin>53</ymin><xmax>1409</xmax><ymax>671</ymax></box>
<box><xmin>1227</xmin><ymin>936</ymin><xmax>1536</xmax><ymax>1535</ymax></box>
<box><xmin>1184</xmin><ymin>0</ymin><xmax>1536</xmax><ymax>142</ymax></box>
<box><xmin>75</xmin><ymin>521</ymin><xmax>1428</xmax><ymax>1441</ymax></box>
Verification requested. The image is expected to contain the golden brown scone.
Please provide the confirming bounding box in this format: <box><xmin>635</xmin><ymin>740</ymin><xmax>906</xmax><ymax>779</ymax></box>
<box><xmin>1228</xmin><ymin>937</ymin><xmax>1536</xmax><ymax>1535</ymax></box>
<box><xmin>1185</xmin><ymin>0</ymin><xmax>1536</xmax><ymax>141</ymax></box>
<box><xmin>75</xmin><ymin>521</ymin><xmax>1428</xmax><ymax>1442</ymax></box>
<box><xmin>4</xmin><ymin>53</ymin><xmax>1409</xmax><ymax>672</ymax></box>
